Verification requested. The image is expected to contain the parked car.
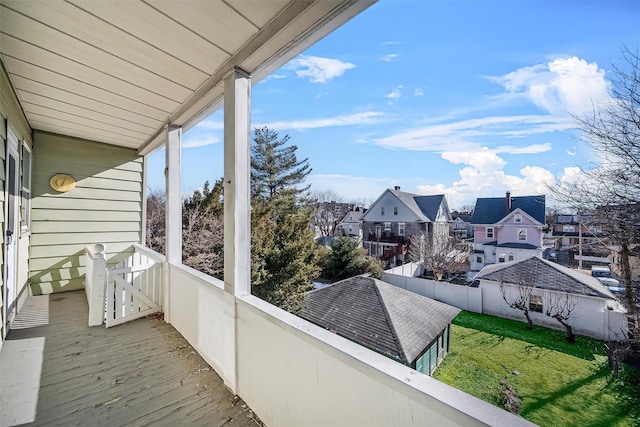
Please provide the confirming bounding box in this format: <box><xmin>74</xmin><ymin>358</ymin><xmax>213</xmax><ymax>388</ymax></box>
<box><xmin>591</xmin><ymin>265</ymin><xmax>613</xmax><ymax>279</ymax></box>
<box><xmin>596</xmin><ymin>277</ymin><xmax>624</xmax><ymax>295</ymax></box>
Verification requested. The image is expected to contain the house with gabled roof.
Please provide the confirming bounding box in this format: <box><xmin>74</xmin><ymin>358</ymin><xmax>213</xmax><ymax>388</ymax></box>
<box><xmin>299</xmin><ymin>276</ymin><xmax>460</xmax><ymax>375</ymax></box>
<box><xmin>336</xmin><ymin>206</ymin><xmax>367</xmax><ymax>239</ymax></box>
<box><xmin>474</xmin><ymin>256</ymin><xmax>627</xmax><ymax>341</ymax></box>
<box><xmin>470</xmin><ymin>192</ymin><xmax>545</xmax><ymax>271</ymax></box>
<box><xmin>361</xmin><ymin>186</ymin><xmax>451</xmax><ymax>265</ymax></box>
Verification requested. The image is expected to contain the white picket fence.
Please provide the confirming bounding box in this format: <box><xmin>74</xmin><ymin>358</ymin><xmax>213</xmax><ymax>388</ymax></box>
<box><xmin>85</xmin><ymin>244</ymin><xmax>165</xmax><ymax>327</ymax></box>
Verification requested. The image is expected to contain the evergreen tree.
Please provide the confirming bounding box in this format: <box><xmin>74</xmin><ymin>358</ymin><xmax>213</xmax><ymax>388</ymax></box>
<box><xmin>251</xmin><ymin>194</ymin><xmax>319</xmax><ymax>311</ymax></box>
<box><xmin>250</xmin><ymin>128</ymin><xmax>319</xmax><ymax>311</ymax></box>
<box><xmin>251</xmin><ymin>126</ymin><xmax>311</xmax><ymax>200</ymax></box>
<box><xmin>323</xmin><ymin>235</ymin><xmax>384</xmax><ymax>281</ymax></box>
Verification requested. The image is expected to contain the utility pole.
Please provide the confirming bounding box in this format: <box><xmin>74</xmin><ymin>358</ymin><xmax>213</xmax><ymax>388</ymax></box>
<box><xmin>578</xmin><ymin>210</ymin><xmax>583</xmax><ymax>270</ymax></box>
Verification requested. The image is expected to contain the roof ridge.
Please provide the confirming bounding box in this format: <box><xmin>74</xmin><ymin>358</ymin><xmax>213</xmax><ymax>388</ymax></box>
<box><xmin>533</xmin><ymin>257</ymin><xmax>613</xmax><ymax>298</ymax></box>
<box><xmin>372</xmin><ymin>280</ymin><xmax>408</xmax><ymax>364</ymax></box>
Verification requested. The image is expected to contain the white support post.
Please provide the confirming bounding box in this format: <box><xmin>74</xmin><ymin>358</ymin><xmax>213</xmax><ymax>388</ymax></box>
<box><xmin>165</xmin><ymin>125</ymin><xmax>182</xmax><ymax>265</ymax></box>
<box><xmin>222</xmin><ymin>67</ymin><xmax>251</xmax><ymax>394</ymax></box>
<box><xmin>86</xmin><ymin>243</ymin><xmax>107</xmax><ymax>327</ymax></box>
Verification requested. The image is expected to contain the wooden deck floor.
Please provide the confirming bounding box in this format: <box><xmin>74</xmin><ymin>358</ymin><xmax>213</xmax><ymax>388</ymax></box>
<box><xmin>0</xmin><ymin>291</ymin><xmax>260</xmax><ymax>427</ymax></box>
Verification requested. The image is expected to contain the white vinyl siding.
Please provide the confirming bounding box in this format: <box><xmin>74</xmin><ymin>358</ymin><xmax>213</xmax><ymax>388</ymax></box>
<box><xmin>30</xmin><ymin>131</ymin><xmax>143</xmax><ymax>294</ymax></box>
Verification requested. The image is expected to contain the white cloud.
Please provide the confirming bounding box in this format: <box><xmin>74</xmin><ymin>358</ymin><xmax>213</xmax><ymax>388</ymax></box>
<box><xmin>307</xmin><ymin>174</ymin><xmax>395</xmax><ymax>203</ymax></box>
<box><xmin>259</xmin><ymin>111</ymin><xmax>384</xmax><ymax>131</ymax></box>
<box><xmin>382</xmin><ymin>41</ymin><xmax>401</xmax><ymax>46</ymax></box>
<box><xmin>288</xmin><ymin>55</ymin><xmax>356</xmax><ymax>83</ymax></box>
<box><xmin>379</xmin><ymin>53</ymin><xmax>399</xmax><ymax>62</ymax></box>
<box><xmin>413</xmin><ymin>88</ymin><xmax>424</xmax><ymax>97</ymax></box>
<box><xmin>416</xmin><ymin>151</ymin><xmax>556</xmax><ymax>207</ymax></box>
<box><xmin>489</xmin><ymin>56</ymin><xmax>610</xmax><ymax>116</ymax></box>
<box><xmin>195</xmin><ymin>119</ymin><xmax>223</xmax><ymax>130</ymax></box>
<box><xmin>385</xmin><ymin>85</ymin><xmax>403</xmax><ymax>101</ymax></box>
<box><xmin>374</xmin><ymin>115</ymin><xmax>566</xmax><ymax>152</ymax></box>
<box><xmin>182</xmin><ymin>135</ymin><xmax>219</xmax><ymax>148</ymax></box>
<box><xmin>566</xmin><ymin>146</ymin><xmax>576</xmax><ymax>156</ymax></box>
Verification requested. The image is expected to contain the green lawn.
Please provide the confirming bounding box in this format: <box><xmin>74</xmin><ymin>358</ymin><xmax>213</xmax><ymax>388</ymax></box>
<box><xmin>432</xmin><ymin>311</ymin><xmax>640</xmax><ymax>427</ymax></box>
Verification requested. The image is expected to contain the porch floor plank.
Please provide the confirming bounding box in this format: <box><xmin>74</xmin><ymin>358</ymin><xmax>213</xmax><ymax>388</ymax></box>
<box><xmin>0</xmin><ymin>291</ymin><xmax>259</xmax><ymax>427</ymax></box>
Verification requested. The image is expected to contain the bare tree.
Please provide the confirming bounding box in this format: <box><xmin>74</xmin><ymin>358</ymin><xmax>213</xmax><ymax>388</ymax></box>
<box><xmin>182</xmin><ymin>197</ymin><xmax>224</xmax><ymax>279</ymax></box>
<box><xmin>544</xmin><ymin>291</ymin><xmax>578</xmax><ymax>343</ymax></box>
<box><xmin>408</xmin><ymin>232</ymin><xmax>467</xmax><ymax>280</ymax></box>
<box><xmin>499</xmin><ymin>279</ymin><xmax>536</xmax><ymax>330</ymax></box>
<box><xmin>550</xmin><ymin>46</ymin><xmax>640</xmax><ymax>318</ymax></box>
<box><xmin>310</xmin><ymin>189</ymin><xmax>346</xmax><ymax>239</ymax></box>
<box><xmin>146</xmin><ymin>189</ymin><xmax>166</xmax><ymax>254</ymax></box>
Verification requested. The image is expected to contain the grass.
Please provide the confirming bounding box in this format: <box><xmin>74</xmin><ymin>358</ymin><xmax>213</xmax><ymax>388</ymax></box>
<box><xmin>432</xmin><ymin>311</ymin><xmax>640</xmax><ymax>427</ymax></box>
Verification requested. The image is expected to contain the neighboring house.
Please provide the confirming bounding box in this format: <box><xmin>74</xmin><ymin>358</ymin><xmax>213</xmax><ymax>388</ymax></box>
<box><xmin>312</xmin><ymin>201</ymin><xmax>355</xmax><ymax>239</ymax></box>
<box><xmin>336</xmin><ymin>206</ymin><xmax>367</xmax><ymax>239</ymax></box>
<box><xmin>299</xmin><ymin>276</ymin><xmax>461</xmax><ymax>375</ymax></box>
<box><xmin>474</xmin><ymin>257</ymin><xmax>627</xmax><ymax>341</ymax></box>
<box><xmin>551</xmin><ymin>212</ymin><xmax>606</xmax><ymax>251</ymax></box>
<box><xmin>470</xmin><ymin>192</ymin><xmax>545</xmax><ymax>271</ymax></box>
<box><xmin>450</xmin><ymin>211</ymin><xmax>473</xmax><ymax>240</ymax></box>
<box><xmin>361</xmin><ymin>186</ymin><xmax>451</xmax><ymax>265</ymax></box>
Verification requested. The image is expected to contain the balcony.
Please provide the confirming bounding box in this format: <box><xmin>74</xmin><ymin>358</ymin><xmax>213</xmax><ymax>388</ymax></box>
<box><xmin>2</xmin><ymin>244</ymin><xmax>534</xmax><ymax>426</ymax></box>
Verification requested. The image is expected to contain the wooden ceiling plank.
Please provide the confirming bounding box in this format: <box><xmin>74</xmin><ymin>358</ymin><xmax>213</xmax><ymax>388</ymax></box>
<box><xmin>12</xmin><ymin>75</ymin><xmax>163</xmax><ymax>130</ymax></box>
<box><xmin>3</xmin><ymin>1</ymin><xmax>208</xmax><ymax>90</ymax></box>
<box><xmin>0</xmin><ymin>36</ymin><xmax>180</xmax><ymax>113</ymax></box>
<box><xmin>71</xmin><ymin>0</ymin><xmax>229</xmax><ymax>74</ymax></box>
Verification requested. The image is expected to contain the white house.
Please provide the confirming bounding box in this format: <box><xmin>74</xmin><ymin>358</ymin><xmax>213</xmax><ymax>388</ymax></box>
<box><xmin>474</xmin><ymin>257</ymin><xmax>627</xmax><ymax>342</ymax></box>
<box><xmin>361</xmin><ymin>186</ymin><xmax>451</xmax><ymax>265</ymax></box>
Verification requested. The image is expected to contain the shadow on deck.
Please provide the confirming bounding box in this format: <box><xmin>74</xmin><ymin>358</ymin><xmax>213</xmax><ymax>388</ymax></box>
<box><xmin>0</xmin><ymin>291</ymin><xmax>259</xmax><ymax>426</ymax></box>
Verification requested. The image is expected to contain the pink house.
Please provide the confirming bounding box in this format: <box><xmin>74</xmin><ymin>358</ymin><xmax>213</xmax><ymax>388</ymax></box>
<box><xmin>471</xmin><ymin>192</ymin><xmax>545</xmax><ymax>271</ymax></box>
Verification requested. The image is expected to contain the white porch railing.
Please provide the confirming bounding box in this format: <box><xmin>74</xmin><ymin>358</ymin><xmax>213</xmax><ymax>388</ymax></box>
<box><xmin>85</xmin><ymin>244</ymin><xmax>166</xmax><ymax>327</ymax></box>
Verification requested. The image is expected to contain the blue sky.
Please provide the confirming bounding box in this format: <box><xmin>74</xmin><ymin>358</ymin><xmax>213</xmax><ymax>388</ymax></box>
<box><xmin>147</xmin><ymin>0</ymin><xmax>639</xmax><ymax>209</ymax></box>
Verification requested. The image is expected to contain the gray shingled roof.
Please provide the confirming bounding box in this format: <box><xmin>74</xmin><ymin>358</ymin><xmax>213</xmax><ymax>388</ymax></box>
<box><xmin>475</xmin><ymin>256</ymin><xmax>615</xmax><ymax>299</ymax></box>
<box><xmin>299</xmin><ymin>276</ymin><xmax>461</xmax><ymax>364</ymax></box>
<box><xmin>472</xmin><ymin>195</ymin><xmax>545</xmax><ymax>225</ymax></box>
<box><xmin>389</xmin><ymin>189</ymin><xmax>445</xmax><ymax>222</ymax></box>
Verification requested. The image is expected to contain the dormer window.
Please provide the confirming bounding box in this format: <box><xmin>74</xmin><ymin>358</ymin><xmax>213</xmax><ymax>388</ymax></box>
<box><xmin>514</xmin><ymin>214</ymin><xmax>522</xmax><ymax>223</ymax></box>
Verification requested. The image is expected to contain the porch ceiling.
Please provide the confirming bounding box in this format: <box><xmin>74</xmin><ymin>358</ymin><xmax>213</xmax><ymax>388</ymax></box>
<box><xmin>0</xmin><ymin>0</ymin><xmax>374</xmax><ymax>154</ymax></box>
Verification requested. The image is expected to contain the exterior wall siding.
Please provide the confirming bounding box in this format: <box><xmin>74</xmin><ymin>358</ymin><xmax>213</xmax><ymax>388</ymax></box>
<box><xmin>30</xmin><ymin>131</ymin><xmax>143</xmax><ymax>294</ymax></box>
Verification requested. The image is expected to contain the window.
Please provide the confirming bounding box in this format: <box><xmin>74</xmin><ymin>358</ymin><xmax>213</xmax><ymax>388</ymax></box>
<box><xmin>563</xmin><ymin>225</ymin><xmax>575</xmax><ymax>232</ymax></box>
<box><xmin>21</xmin><ymin>143</ymin><xmax>32</xmax><ymax>232</ymax></box>
<box><xmin>384</xmin><ymin>222</ymin><xmax>391</xmax><ymax>231</ymax></box>
<box><xmin>393</xmin><ymin>206</ymin><xmax>398</xmax><ymax>215</ymax></box>
<box><xmin>398</xmin><ymin>223</ymin><xmax>405</xmax><ymax>236</ymax></box>
<box><xmin>486</xmin><ymin>227</ymin><xmax>494</xmax><ymax>239</ymax></box>
<box><xmin>529</xmin><ymin>295</ymin><xmax>543</xmax><ymax>313</ymax></box>
<box><xmin>381</xmin><ymin>207</ymin><xmax>385</xmax><ymax>216</ymax></box>
<box><xmin>514</xmin><ymin>213</ymin><xmax>522</xmax><ymax>223</ymax></box>
<box><xmin>498</xmin><ymin>253</ymin><xmax>505</xmax><ymax>263</ymax></box>
<box><xmin>508</xmin><ymin>253</ymin><xmax>514</xmax><ymax>261</ymax></box>
<box><xmin>518</xmin><ymin>228</ymin><xmax>527</xmax><ymax>241</ymax></box>
<box><xmin>476</xmin><ymin>256</ymin><xmax>482</xmax><ymax>263</ymax></box>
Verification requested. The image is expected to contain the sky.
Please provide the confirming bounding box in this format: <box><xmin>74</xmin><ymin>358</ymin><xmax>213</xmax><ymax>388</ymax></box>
<box><xmin>147</xmin><ymin>0</ymin><xmax>640</xmax><ymax>210</ymax></box>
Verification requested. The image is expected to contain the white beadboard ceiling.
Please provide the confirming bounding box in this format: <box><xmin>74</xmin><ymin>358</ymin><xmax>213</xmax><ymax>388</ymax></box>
<box><xmin>0</xmin><ymin>0</ymin><xmax>374</xmax><ymax>154</ymax></box>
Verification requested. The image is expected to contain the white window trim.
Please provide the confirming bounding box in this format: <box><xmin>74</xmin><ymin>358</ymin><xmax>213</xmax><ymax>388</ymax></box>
<box><xmin>398</xmin><ymin>222</ymin><xmax>406</xmax><ymax>236</ymax></box>
<box><xmin>384</xmin><ymin>222</ymin><xmax>391</xmax><ymax>231</ymax></box>
<box><xmin>517</xmin><ymin>228</ymin><xmax>527</xmax><ymax>241</ymax></box>
<box><xmin>486</xmin><ymin>227</ymin><xmax>494</xmax><ymax>239</ymax></box>
<box><xmin>514</xmin><ymin>213</ymin><xmax>522</xmax><ymax>223</ymax></box>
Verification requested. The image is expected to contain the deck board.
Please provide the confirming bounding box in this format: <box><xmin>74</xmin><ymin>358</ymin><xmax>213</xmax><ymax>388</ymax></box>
<box><xmin>0</xmin><ymin>291</ymin><xmax>260</xmax><ymax>426</ymax></box>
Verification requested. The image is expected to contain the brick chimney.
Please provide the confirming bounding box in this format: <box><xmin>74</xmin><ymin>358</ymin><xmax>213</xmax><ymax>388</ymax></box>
<box><xmin>505</xmin><ymin>191</ymin><xmax>511</xmax><ymax>213</ymax></box>
<box><xmin>394</xmin><ymin>186</ymin><xmax>401</xmax><ymax>191</ymax></box>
